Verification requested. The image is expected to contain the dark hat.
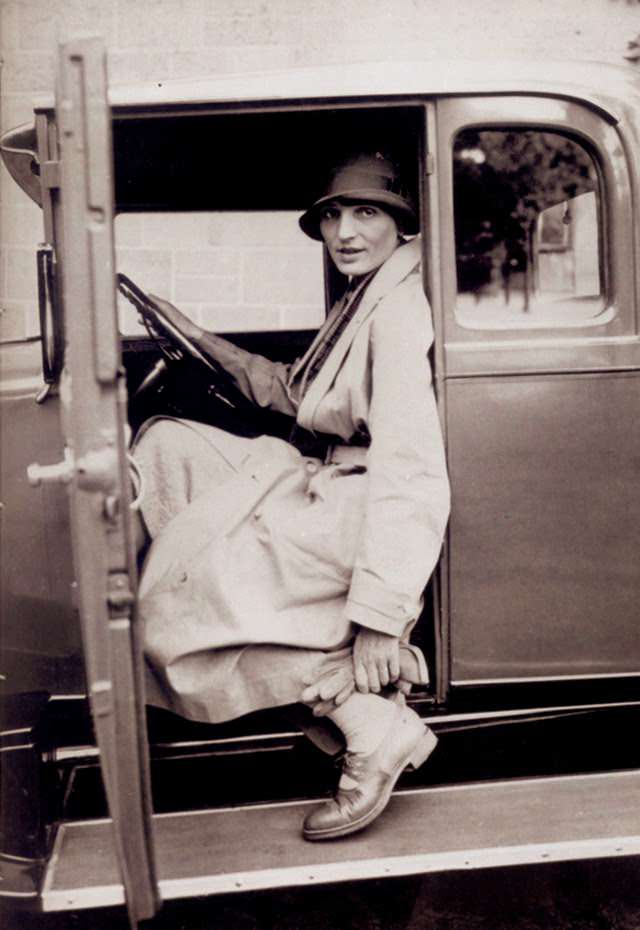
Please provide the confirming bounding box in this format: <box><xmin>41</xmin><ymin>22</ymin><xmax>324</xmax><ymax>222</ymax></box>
<box><xmin>299</xmin><ymin>152</ymin><xmax>418</xmax><ymax>241</ymax></box>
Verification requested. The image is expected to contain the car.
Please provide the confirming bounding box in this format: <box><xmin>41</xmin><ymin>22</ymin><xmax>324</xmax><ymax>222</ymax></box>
<box><xmin>1</xmin><ymin>36</ymin><xmax>640</xmax><ymax>929</ymax></box>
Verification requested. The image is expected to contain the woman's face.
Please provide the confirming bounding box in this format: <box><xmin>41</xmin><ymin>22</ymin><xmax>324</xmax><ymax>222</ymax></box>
<box><xmin>319</xmin><ymin>201</ymin><xmax>400</xmax><ymax>276</ymax></box>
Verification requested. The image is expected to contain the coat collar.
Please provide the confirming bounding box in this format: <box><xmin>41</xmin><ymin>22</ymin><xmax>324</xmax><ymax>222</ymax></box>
<box><xmin>295</xmin><ymin>236</ymin><xmax>422</xmax><ymax>431</ymax></box>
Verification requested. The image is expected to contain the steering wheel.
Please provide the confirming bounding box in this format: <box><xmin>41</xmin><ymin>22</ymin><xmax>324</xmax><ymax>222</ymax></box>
<box><xmin>117</xmin><ymin>273</ymin><xmax>253</xmax><ymax>412</ymax></box>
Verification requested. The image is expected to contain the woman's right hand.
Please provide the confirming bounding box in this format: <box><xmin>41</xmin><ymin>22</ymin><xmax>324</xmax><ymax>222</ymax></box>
<box><xmin>353</xmin><ymin>627</ymin><xmax>401</xmax><ymax>694</ymax></box>
<box><xmin>300</xmin><ymin>639</ymin><xmax>424</xmax><ymax>715</ymax></box>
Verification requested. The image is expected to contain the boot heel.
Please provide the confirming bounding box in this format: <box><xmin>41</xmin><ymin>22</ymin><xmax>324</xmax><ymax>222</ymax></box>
<box><xmin>406</xmin><ymin>727</ymin><xmax>438</xmax><ymax>771</ymax></box>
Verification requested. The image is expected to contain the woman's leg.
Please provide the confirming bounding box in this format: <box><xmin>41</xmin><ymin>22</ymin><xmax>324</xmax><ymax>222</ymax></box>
<box><xmin>146</xmin><ymin>641</ymin><xmax>356</xmax><ymax>725</ymax></box>
<box><xmin>132</xmin><ymin>417</ymin><xmax>254</xmax><ymax>537</ymax></box>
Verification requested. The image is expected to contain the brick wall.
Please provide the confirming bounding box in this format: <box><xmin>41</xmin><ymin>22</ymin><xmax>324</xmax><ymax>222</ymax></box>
<box><xmin>2</xmin><ymin>0</ymin><xmax>639</xmax><ymax>340</ymax></box>
<box><xmin>116</xmin><ymin>212</ymin><xmax>324</xmax><ymax>334</ymax></box>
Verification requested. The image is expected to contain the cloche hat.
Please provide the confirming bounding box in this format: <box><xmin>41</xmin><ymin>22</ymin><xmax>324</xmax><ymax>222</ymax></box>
<box><xmin>299</xmin><ymin>152</ymin><xmax>418</xmax><ymax>241</ymax></box>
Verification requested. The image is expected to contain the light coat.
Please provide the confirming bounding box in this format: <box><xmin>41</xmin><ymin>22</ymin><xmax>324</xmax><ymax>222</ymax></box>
<box><xmin>138</xmin><ymin>237</ymin><xmax>450</xmax><ymax>722</ymax></box>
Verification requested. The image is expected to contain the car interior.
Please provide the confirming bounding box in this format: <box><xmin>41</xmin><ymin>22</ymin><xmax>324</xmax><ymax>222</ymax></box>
<box><xmin>80</xmin><ymin>102</ymin><xmax>441</xmax><ymax>815</ymax></box>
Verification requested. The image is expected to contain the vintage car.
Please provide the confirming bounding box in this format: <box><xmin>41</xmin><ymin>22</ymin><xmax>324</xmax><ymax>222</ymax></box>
<box><xmin>1</xmin><ymin>37</ymin><xmax>640</xmax><ymax>929</ymax></box>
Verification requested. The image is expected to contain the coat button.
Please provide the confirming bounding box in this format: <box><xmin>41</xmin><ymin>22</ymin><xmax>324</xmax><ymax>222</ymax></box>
<box><xmin>306</xmin><ymin>460</ymin><xmax>319</xmax><ymax>474</ymax></box>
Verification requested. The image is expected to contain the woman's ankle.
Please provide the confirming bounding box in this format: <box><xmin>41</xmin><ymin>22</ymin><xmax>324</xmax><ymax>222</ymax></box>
<box><xmin>327</xmin><ymin>692</ymin><xmax>396</xmax><ymax>754</ymax></box>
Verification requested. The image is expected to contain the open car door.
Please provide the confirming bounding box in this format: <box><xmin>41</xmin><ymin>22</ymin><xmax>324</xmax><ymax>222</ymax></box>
<box><xmin>40</xmin><ymin>37</ymin><xmax>159</xmax><ymax>926</ymax></box>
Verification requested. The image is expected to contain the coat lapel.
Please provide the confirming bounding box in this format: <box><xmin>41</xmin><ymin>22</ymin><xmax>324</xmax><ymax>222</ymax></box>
<box><xmin>297</xmin><ymin>237</ymin><xmax>422</xmax><ymax>430</ymax></box>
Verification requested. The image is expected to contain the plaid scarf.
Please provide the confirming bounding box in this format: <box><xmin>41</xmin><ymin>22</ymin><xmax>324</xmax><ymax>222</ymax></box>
<box><xmin>293</xmin><ymin>271</ymin><xmax>375</xmax><ymax>402</ymax></box>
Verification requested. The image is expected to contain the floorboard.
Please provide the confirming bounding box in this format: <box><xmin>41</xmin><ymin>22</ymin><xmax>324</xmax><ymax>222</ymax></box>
<box><xmin>42</xmin><ymin>769</ymin><xmax>640</xmax><ymax>910</ymax></box>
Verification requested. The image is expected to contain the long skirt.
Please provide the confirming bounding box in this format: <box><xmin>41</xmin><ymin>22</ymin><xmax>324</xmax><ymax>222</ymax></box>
<box><xmin>134</xmin><ymin>417</ymin><xmax>375</xmax><ymax>731</ymax></box>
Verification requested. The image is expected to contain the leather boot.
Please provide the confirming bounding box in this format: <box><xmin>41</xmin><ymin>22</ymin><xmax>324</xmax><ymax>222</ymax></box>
<box><xmin>302</xmin><ymin>702</ymin><xmax>437</xmax><ymax>841</ymax></box>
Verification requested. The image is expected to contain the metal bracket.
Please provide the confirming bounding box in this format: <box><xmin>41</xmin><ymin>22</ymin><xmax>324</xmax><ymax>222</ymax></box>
<box><xmin>90</xmin><ymin>680</ymin><xmax>113</xmax><ymax>718</ymax></box>
<box><xmin>40</xmin><ymin>160</ymin><xmax>61</xmax><ymax>190</ymax></box>
<box><xmin>35</xmin><ymin>382</ymin><xmax>56</xmax><ymax>404</ymax></box>
<box><xmin>107</xmin><ymin>573</ymin><xmax>136</xmax><ymax>612</ymax></box>
<box><xmin>75</xmin><ymin>446</ymin><xmax>118</xmax><ymax>493</ymax></box>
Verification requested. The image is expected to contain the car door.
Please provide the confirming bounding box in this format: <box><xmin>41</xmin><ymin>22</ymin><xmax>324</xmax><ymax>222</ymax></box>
<box><xmin>52</xmin><ymin>37</ymin><xmax>159</xmax><ymax>925</ymax></box>
<box><xmin>435</xmin><ymin>94</ymin><xmax>640</xmax><ymax>694</ymax></box>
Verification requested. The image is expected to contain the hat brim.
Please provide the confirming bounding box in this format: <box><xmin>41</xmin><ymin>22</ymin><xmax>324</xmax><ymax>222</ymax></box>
<box><xmin>299</xmin><ymin>190</ymin><xmax>418</xmax><ymax>241</ymax></box>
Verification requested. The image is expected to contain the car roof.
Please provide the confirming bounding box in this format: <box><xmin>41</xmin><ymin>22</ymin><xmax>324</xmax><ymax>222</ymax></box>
<box><xmin>33</xmin><ymin>58</ymin><xmax>640</xmax><ymax>123</ymax></box>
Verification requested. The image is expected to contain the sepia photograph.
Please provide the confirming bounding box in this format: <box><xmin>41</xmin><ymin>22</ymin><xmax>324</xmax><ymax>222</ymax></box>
<box><xmin>1</xmin><ymin>1</ymin><xmax>640</xmax><ymax>928</ymax></box>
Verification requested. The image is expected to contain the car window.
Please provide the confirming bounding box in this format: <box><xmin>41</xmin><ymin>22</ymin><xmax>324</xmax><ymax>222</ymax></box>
<box><xmin>115</xmin><ymin>211</ymin><xmax>324</xmax><ymax>335</ymax></box>
<box><xmin>453</xmin><ymin>129</ymin><xmax>603</xmax><ymax>329</ymax></box>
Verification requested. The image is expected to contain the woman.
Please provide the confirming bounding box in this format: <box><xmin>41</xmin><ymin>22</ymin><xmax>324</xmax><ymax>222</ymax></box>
<box><xmin>133</xmin><ymin>152</ymin><xmax>451</xmax><ymax>840</ymax></box>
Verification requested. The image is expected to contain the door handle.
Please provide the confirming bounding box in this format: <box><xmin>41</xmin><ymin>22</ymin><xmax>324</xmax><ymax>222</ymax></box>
<box><xmin>27</xmin><ymin>448</ymin><xmax>75</xmax><ymax>486</ymax></box>
<box><xmin>27</xmin><ymin>445</ymin><xmax>117</xmax><ymax>491</ymax></box>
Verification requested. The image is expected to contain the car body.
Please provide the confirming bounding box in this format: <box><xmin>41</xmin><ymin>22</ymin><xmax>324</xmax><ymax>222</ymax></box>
<box><xmin>1</xmin><ymin>37</ymin><xmax>639</xmax><ymax>928</ymax></box>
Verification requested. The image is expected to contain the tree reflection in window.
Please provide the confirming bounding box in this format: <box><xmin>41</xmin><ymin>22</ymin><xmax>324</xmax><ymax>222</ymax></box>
<box><xmin>453</xmin><ymin>130</ymin><xmax>601</xmax><ymax>327</ymax></box>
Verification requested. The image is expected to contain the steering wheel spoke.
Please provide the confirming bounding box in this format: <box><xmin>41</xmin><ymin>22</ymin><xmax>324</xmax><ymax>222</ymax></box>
<box><xmin>117</xmin><ymin>272</ymin><xmax>253</xmax><ymax>416</ymax></box>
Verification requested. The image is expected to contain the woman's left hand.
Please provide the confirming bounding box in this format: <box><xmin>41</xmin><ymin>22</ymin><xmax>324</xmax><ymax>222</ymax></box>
<box><xmin>353</xmin><ymin>628</ymin><xmax>401</xmax><ymax>693</ymax></box>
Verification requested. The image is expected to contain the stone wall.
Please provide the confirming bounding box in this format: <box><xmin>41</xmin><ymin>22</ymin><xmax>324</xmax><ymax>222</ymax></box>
<box><xmin>1</xmin><ymin>0</ymin><xmax>639</xmax><ymax>339</ymax></box>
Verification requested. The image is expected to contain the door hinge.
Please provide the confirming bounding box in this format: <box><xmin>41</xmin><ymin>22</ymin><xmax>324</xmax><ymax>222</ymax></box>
<box><xmin>425</xmin><ymin>152</ymin><xmax>436</xmax><ymax>176</ymax></box>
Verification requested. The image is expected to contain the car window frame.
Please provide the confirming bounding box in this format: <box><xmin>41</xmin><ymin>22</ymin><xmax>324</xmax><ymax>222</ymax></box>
<box><xmin>435</xmin><ymin>95</ymin><xmax>637</xmax><ymax>378</ymax></box>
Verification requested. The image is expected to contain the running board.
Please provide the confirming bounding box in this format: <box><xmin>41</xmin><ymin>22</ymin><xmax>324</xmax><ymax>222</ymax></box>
<box><xmin>42</xmin><ymin>769</ymin><xmax>640</xmax><ymax>911</ymax></box>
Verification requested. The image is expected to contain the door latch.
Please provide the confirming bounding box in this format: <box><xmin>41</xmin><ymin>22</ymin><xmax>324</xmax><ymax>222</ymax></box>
<box><xmin>28</xmin><ymin>444</ymin><xmax>118</xmax><ymax>493</ymax></box>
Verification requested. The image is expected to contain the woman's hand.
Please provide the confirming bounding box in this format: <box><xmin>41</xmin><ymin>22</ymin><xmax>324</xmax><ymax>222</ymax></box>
<box><xmin>148</xmin><ymin>293</ymin><xmax>205</xmax><ymax>343</ymax></box>
<box><xmin>353</xmin><ymin>628</ymin><xmax>401</xmax><ymax>693</ymax></box>
<box><xmin>300</xmin><ymin>647</ymin><xmax>355</xmax><ymax>716</ymax></box>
